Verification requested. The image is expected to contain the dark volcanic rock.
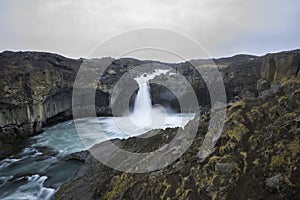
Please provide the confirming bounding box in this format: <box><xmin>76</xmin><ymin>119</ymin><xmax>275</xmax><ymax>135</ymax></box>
<box><xmin>0</xmin><ymin>51</ymin><xmax>81</xmax><ymax>157</ymax></box>
<box><xmin>261</xmin><ymin>49</ymin><xmax>300</xmax><ymax>82</ymax></box>
<box><xmin>265</xmin><ymin>174</ymin><xmax>283</xmax><ymax>189</ymax></box>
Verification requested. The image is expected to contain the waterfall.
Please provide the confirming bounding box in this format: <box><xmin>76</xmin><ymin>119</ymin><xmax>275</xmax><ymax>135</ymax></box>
<box><xmin>131</xmin><ymin>80</ymin><xmax>152</xmax><ymax>127</ymax></box>
<box><xmin>128</xmin><ymin>69</ymin><xmax>169</xmax><ymax>129</ymax></box>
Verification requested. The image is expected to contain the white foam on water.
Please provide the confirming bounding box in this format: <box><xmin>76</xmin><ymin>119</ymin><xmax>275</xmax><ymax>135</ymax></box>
<box><xmin>0</xmin><ymin>175</ymin><xmax>55</xmax><ymax>200</ymax></box>
<box><xmin>0</xmin><ymin>158</ymin><xmax>22</xmax><ymax>170</ymax></box>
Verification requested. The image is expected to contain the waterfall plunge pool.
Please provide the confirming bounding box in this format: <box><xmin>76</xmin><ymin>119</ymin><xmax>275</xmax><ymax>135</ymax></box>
<box><xmin>0</xmin><ymin>113</ymin><xmax>195</xmax><ymax>200</ymax></box>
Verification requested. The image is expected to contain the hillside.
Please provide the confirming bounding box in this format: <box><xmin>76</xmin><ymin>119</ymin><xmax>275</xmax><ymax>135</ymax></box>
<box><xmin>56</xmin><ymin>77</ymin><xmax>300</xmax><ymax>199</ymax></box>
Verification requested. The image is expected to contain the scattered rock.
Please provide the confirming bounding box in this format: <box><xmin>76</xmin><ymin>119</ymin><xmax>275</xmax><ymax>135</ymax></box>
<box><xmin>257</xmin><ymin>78</ymin><xmax>270</xmax><ymax>91</ymax></box>
<box><xmin>259</xmin><ymin>83</ymin><xmax>280</xmax><ymax>98</ymax></box>
<box><xmin>295</xmin><ymin>115</ymin><xmax>300</xmax><ymax>128</ymax></box>
<box><xmin>63</xmin><ymin>150</ymin><xmax>90</xmax><ymax>162</ymax></box>
<box><xmin>265</xmin><ymin>174</ymin><xmax>283</xmax><ymax>189</ymax></box>
<box><xmin>215</xmin><ymin>162</ymin><xmax>237</xmax><ymax>174</ymax></box>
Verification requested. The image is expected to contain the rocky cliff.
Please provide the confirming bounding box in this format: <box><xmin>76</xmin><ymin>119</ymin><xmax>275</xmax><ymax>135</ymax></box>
<box><xmin>261</xmin><ymin>50</ymin><xmax>300</xmax><ymax>82</ymax></box>
<box><xmin>0</xmin><ymin>51</ymin><xmax>82</xmax><ymax>157</ymax></box>
<box><xmin>0</xmin><ymin>49</ymin><xmax>300</xmax><ymax>159</ymax></box>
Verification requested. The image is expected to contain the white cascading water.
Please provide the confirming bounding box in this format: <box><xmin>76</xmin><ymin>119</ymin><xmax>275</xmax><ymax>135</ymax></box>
<box><xmin>129</xmin><ymin>69</ymin><xmax>170</xmax><ymax>129</ymax></box>
<box><xmin>131</xmin><ymin>79</ymin><xmax>153</xmax><ymax>128</ymax></box>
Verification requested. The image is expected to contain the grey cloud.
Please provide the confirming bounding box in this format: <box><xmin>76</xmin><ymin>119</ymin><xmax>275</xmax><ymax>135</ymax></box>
<box><xmin>0</xmin><ymin>0</ymin><xmax>299</xmax><ymax>62</ymax></box>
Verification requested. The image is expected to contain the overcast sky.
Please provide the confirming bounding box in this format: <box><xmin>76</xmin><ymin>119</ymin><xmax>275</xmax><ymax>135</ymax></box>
<box><xmin>0</xmin><ymin>0</ymin><xmax>299</xmax><ymax>62</ymax></box>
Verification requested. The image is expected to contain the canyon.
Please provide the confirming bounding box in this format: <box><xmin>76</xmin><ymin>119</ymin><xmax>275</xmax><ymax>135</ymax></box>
<box><xmin>0</xmin><ymin>49</ymin><xmax>299</xmax><ymax>199</ymax></box>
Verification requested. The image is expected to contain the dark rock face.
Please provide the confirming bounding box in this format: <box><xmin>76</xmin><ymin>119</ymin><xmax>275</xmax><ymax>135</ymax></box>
<box><xmin>0</xmin><ymin>51</ymin><xmax>81</xmax><ymax>157</ymax></box>
<box><xmin>219</xmin><ymin>56</ymin><xmax>263</xmax><ymax>100</ymax></box>
<box><xmin>261</xmin><ymin>49</ymin><xmax>300</xmax><ymax>82</ymax></box>
<box><xmin>56</xmin><ymin>77</ymin><xmax>300</xmax><ymax>200</ymax></box>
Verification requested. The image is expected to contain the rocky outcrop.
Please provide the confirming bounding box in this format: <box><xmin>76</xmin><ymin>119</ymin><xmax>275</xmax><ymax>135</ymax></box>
<box><xmin>56</xmin><ymin>77</ymin><xmax>300</xmax><ymax>200</ymax></box>
<box><xmin>0</xmin><ymin>51</ymin><xmax>82</xmax><ymax>157</ymax></box>
<box><xmin>261</xmin><ymin>49</ymin><xmax>300</xmax><ymax>82</ymax></box>
<box><xmin>216</xmin><ymin>55</ymin><xmax>263</xmax><ymax>100</ymax></box>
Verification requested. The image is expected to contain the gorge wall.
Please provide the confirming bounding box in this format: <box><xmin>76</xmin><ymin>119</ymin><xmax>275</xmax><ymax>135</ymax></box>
<box><xmin>0</xmin><ymin>52</ymin><xmax>79</xmax><ymax>144</ymax></box>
